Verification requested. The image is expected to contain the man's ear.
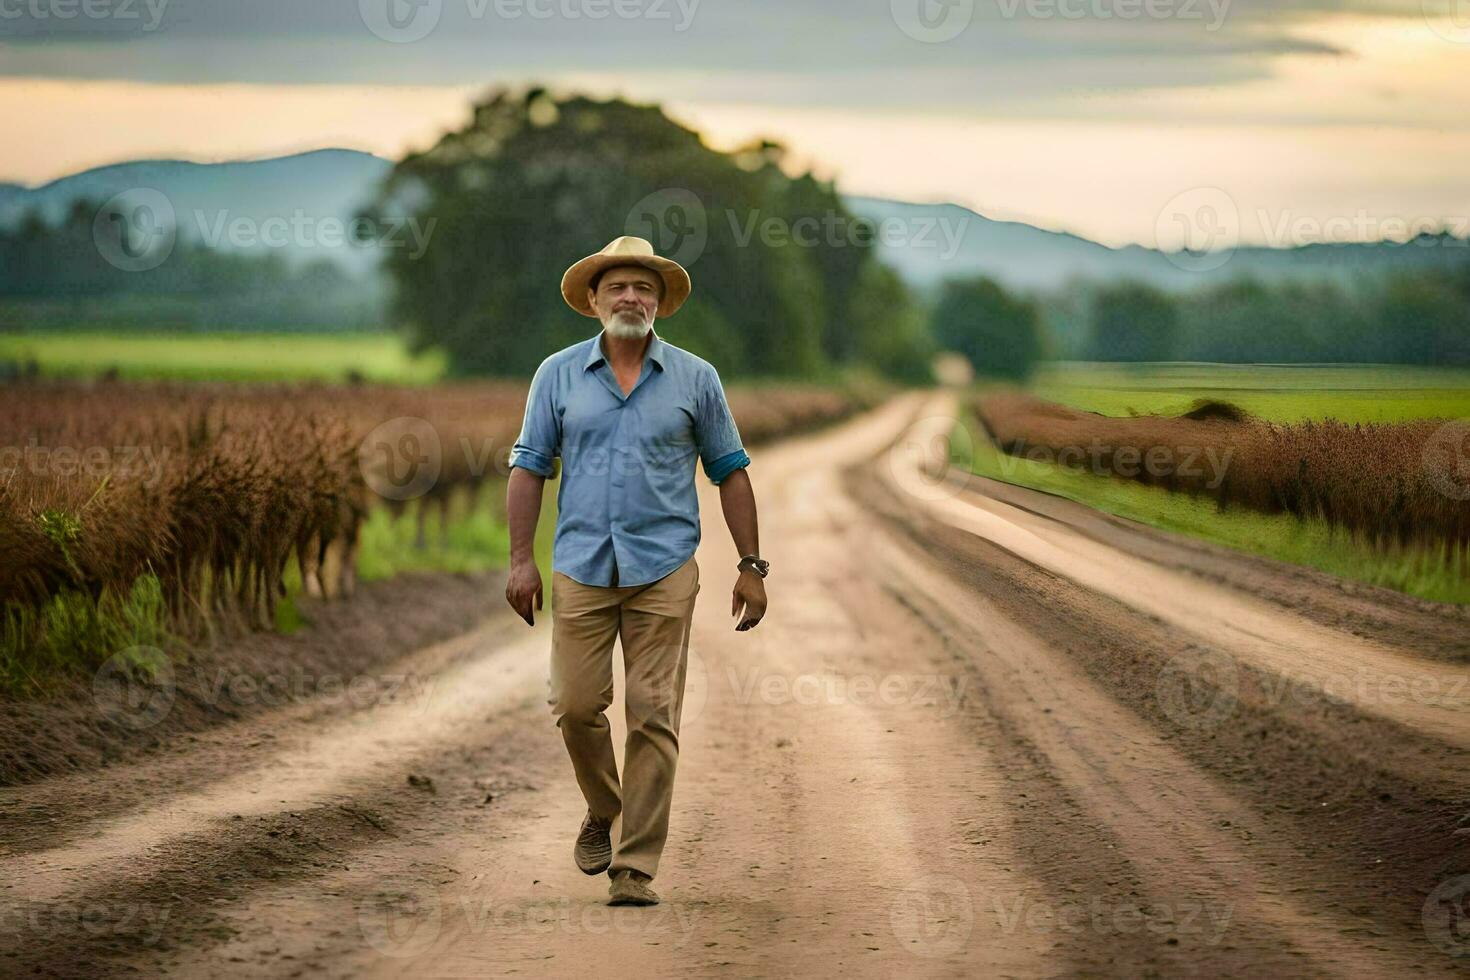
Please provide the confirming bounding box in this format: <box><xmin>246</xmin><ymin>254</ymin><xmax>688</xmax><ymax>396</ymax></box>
<box><xmin>586</xmin><ymin>288</ymin><xmax>598</xmax><ymax>312</ymax></box>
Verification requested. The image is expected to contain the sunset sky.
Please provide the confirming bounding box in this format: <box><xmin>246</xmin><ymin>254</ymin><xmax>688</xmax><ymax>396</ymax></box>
<box><xmin>3</xmin><ymin>0</ymin><xmax>1468</xmax><ymax>247</ymax></box>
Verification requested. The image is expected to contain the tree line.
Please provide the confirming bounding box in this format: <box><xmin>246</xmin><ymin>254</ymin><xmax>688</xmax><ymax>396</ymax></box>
<box><xmin>0</xmin><ymin>200</ymin><xmax>381</xmax><ymax>331</ymax></box>
<box><xmin>931</xmin><ymin>262</ymin><xmax>1470</xmax><ymax>379</ymax></box>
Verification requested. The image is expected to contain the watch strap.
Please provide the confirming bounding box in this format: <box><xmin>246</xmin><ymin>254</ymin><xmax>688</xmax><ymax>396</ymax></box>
<box><xmin>737</xmin><ymin>554</ymin><xmax>770</xmax><ymax>578</ymax></box>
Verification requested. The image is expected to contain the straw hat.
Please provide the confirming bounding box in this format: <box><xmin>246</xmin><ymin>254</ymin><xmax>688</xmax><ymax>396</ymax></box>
<box><xmin>560</xmin><ymin>236</ymin><xmax>692</xmax><ymax>318</ymax></box>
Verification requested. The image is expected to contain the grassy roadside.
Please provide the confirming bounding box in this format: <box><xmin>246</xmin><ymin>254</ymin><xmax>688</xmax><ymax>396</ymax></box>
<box><xmin>952</xmin><ymin>406</ymin><xmax>1469</xmax><ymax>605</ymax></box>
<box><xmin>0</xmin><ymin>331</ymin><xmax>448</xmax><ymax>384</ymax></box>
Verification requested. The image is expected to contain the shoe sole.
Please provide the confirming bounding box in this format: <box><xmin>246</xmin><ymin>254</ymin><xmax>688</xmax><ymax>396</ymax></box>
<box><xmin>607</xmin><ymin>893</ymin><xmax>659</xmax><ymax>907</ymax></box>
<box><xmin>575</xmin><ymin>838</ymin><xmax>611</xmax><ymax>876</ymax></box>
<box><xmin>576</xmin><ymin>855</ymin><xmax>611</xmax><ymax>876</ymax></box>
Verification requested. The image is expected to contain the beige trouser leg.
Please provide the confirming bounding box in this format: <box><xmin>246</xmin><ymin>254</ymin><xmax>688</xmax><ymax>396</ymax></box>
<box><xmin>549</xmin><ymin>555</ymin><xmax>700</xmax><ymax>880</ymax></box>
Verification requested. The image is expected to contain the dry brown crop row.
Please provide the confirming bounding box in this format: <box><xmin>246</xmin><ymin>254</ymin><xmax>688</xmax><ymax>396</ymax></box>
<box><xmin>974</xmin><ymin>392</ymin><xmax>1470</xmax><ymax>552</ymax></box>
<box><xmin>1</xmin><ymin>378</ymin><xmax>877</xmax><ymax>674</ymax></box>
<box><xmin>0</xmin><ymin>381</ymin><xmax>529</xmax><ymax>639</ymax></box>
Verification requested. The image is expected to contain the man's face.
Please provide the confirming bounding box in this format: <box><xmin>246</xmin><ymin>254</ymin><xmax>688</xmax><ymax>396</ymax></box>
<box><xmin>590</xmin><ymin>266</ymin><xmax>662</xmax><ymax>339</ymax></box>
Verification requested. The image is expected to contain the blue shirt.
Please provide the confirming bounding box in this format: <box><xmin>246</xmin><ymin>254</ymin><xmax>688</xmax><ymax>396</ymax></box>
<box><xmin>508</xmin><ymin>329</ymin><xmax>751</xmax><ymax>588</ymax></box>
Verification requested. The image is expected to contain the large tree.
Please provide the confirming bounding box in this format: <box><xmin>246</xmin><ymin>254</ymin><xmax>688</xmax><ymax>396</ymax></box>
<box><xmin>930</xmin><ymin>276</ymin><xmax>1042</xmax><ymax>381</ymax></box>
<box><xmin>363</xmin><ymin>87</ymin><xmax>901</xmax><ymax>378</ymax></box>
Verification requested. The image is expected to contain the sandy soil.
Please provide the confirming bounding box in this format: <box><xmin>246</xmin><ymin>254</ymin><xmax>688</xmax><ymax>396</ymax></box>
<box><xmin>2</xmin><ymin>392</ymin><xmax>1466</xmax><ymax>979</ymax></box>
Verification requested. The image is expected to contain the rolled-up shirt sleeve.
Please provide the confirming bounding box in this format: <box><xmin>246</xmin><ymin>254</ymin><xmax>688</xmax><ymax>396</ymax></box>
<box><xmin>695</xmin><ymin>365</ymin><xmax>750</xmax><ymax>485</ymax></box>
<box><xmin>508</xmin><ymin>360</ymin><xmax>560</xmax><ymax>478</ymax></box>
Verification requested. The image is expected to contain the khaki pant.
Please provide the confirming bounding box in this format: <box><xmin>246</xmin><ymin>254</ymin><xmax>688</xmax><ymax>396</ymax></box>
<box><xmin>549</xmin><ymin>555</ymin><xmax>700</xmax><ymax>879</ymax></box>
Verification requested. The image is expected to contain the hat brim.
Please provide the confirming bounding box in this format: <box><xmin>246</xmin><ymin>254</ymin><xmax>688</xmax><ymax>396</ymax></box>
<box><xmin>561</xmin><ymin>253</ymin><xmax>691</xmax><ymax>318</ymax></box>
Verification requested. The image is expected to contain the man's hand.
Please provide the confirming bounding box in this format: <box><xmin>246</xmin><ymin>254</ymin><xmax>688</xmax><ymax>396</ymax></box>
<box><xmin>731</xmin><ymin>568</ymin><xmax>767</xmax><ymax>631</ymax></box>
<box><xmin>505</xmin><ymin>559</ymin><xmax>544</xmax><ymax>626</ymax></box>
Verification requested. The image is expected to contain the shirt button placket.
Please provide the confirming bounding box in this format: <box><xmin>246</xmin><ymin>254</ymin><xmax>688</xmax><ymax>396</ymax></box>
<box><xmin>609</xmin><ymin>396</ymin><xmax>627</xmax><ymax>581</ymax></box>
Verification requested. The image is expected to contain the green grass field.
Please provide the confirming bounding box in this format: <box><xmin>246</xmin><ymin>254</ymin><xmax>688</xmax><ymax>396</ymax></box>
<box><xmin>1029</xmin><ymin>362</ymin><xmax>1470</xmax><ymax>423</ymax></box>
<box><xmin>961</xmin><ymin>362</ymin><xmax>1470</xmax><ymax>604</ymax></box>
<box><xmin>0</xmin><ymin>331</ymin><xmax>447</xmax><ymax>384</ymax></box>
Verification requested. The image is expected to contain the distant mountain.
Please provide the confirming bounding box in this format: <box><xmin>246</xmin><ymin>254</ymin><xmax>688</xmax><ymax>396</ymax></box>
<box><xmin>846</xmin><ymin>195</ymin><xmax>1470</xmax><ymax>295</ymax></box>
<box><xmin>0</xmin><ymin>150</ymin><xmax>395</xmax><ymax>276</ymax></box>
<box><xmin>844</xmin><ymin>196</ymin><xmax>1177</xmax><ymax>293</ymax></box>
<box><xmin>5</xmin><ymin>150</ymin><xmax>1464</xmax><ymax>293</ymax></box>
<box><xmin>1211</xmin><ymin>234</ymin><xmax>1470</xmax><ymax>290</ymax></box>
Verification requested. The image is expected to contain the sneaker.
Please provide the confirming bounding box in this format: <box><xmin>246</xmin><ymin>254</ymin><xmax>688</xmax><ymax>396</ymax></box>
<box><xmin>608</xmin><ymin>870</ymin><xmax>660</xmax><ymax>906</ymax></box>
<box><xmin>574</xmin><ymin>810</ymin><xmax>613</xmax><ymax>876</ymax></box>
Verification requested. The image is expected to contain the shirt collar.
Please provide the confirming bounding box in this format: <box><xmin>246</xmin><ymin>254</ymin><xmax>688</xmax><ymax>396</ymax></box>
<box><xmin>583</xmin><ymin>328</ymin><xmax>664</xmax><ymax>373</ymax></box>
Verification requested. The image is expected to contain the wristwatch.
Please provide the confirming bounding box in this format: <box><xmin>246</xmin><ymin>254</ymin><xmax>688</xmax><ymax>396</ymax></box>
<box><xmin>737</xmin><ymin>554</ymin><xmax>770</xmax><ymax>579</ymax></box>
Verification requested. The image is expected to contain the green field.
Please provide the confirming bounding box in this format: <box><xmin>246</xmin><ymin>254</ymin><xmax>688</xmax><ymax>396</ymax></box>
<box><xmin>962</xmin><ymin>362</ymin><xmax>1470</xmax><ymax>604</ymax></box>
<box><xmin>1029</xmin><ymin>362</ymin><xmax>1470</xmax><ymax>423</ymax></box>
<box><xmin>0</xmin><ymin>331</ymin><xmax>448</xmax><ymax>384</ymax></box>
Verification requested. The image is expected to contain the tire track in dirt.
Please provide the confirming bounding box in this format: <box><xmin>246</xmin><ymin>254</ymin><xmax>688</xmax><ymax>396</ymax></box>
<box><xmin>871</xmin><ymin>524</ymin><xmax>1433</xmax><ymax>976</ymax></box>
<box><xmin>3</xmin><ymin>621</ymin><xmax>547</xmax><ymax>908</ymax></box>
<box><xmin>0</xmin><ymin>606</ymin><xmax>514</xmax><ymax>863</ymax></box>
<box><xmin>913</xmin><ymin>461</ymin><xmax>1470</xmax><ymax>748</ymax></box>
<box><xmin>962</xmin><ymin>475</ymin><xmax>1470</xmax><ymax>664</ymax></box>
<box><xmin>0</xmin><ymin>688</ymin><xmax>563</xmax><ymax>979</ymax></box>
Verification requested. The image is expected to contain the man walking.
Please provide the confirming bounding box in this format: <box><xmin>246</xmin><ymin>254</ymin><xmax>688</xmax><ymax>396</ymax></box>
<box><xmin>504</xmin><ymin>236</ymin><xmax>769</xmax><ymax>907</ymax></box>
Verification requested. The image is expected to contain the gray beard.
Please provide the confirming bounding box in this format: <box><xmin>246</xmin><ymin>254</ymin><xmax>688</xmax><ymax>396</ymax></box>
<box><xmin>605</xmin><ymin>316</ymin><xmax>652</xmax><ymax>340</ymax></box>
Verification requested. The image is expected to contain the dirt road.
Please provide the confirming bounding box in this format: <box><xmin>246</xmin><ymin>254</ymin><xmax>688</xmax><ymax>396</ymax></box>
<box><xmin>3</xmin><ymin>392</ymin><xmax>1467</xmax><ymax>978</ymax></box>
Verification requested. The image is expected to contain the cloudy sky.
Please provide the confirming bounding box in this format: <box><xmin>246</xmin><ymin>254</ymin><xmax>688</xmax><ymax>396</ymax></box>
<box><xmin>3</xmin><ymin>0</ymin><xmax>1468</xmax><ymax>247</ymax></box>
